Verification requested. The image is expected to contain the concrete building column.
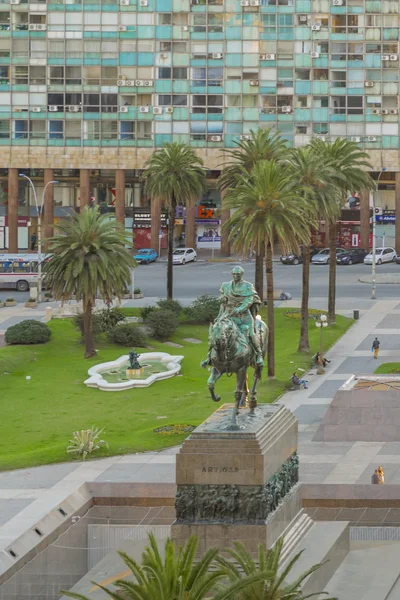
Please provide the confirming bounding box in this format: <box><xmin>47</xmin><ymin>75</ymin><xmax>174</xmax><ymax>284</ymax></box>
<box><xmin>395</xmin><ymin>173</ymin><xmax>400</xmax><ymax>254</ymax></box>
<box><xmin>133</xmin><ymin>183</ymin><xmax>142</xmax><ymax>208</ymax></box>
<box><xmin>79</xmin><ymin>169</ymin><xmax>90</xmax><ymax>209</ymax></box>
<box><xmin>115</xmin><ymin>169</ymin><xmax>125</xmax><ymax>226</ymax></box>
<box><xmin>43</xmin><ymin>168</ymin><xmax>54</xmax><ymax>247</ymax></box>
<box><xmin>360</xmin><ymin>189</ymin><xmax>370</xmax><ymax>250</ymax></box>
<box><xmin>8</xmin><ymin>168</ymin><xmax>18</xmax><ymax>253</ymax></box>
<box><xmin>150</xmin><ymin>197</ymin><xmax>161</xmax><ymax>253</ymax></box>
<box><xmin>185</xmin><ymin>199</ymin><xmax>196</xmax><ymax>248</ymax></box>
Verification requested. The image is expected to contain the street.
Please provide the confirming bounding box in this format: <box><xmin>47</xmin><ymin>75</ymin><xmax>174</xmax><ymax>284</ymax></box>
<box><xmin>3</xmin><ymin>259</ymin><xmax>400</xmax><ymax>306</ymax></box>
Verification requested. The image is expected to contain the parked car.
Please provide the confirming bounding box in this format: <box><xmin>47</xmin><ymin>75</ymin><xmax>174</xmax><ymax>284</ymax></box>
<box><xmin>311</xmin><ymin>248</ymin><xmax>346</xmax><ymax>265</ymax></box>
<box><xmin>172</xmin><ymin>248</ymin><xmax>197</xmax><ymax>265</ymax></box>
<box><xmin>280</xmin><ymin>246</ymin><xmax>319</xmax><ymax>265</ymax></box>
<box><xmin>133</xmin><ymin>248</ymin><xmax>158</xmax><ymax>264</ymax></box>
<box><xmin>364</xmin><ymin>247</ymin><xmax>397</xmax><ymax>265</ymax></box>
<box><xmin>336</xmin><ymin>248</ymin><xmax>368</xmax><ymax>265</ymax></box>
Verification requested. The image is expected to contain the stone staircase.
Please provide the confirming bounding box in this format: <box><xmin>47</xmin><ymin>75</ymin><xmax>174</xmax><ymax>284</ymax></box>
<box><xmin>278</xmin><ymin>510</ymin><xmax>315</xmax><ymax>568</ymax></box>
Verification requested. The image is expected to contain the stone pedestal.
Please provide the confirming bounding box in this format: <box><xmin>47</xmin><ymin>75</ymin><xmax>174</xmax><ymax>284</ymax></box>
<box><xmin>172</xmin><ymin>403</ymin><xmax>300</xmax><ymax>553</ymax></box>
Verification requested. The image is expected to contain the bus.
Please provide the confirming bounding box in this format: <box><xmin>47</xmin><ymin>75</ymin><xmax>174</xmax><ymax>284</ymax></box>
<box><xmin>0</xmin><ymin>254</ymin><xmax>49</xmax><ymax>292</ymax></box>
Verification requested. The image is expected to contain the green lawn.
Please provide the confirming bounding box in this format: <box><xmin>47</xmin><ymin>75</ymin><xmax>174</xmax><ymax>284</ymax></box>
<box><xmin>375</xmin><ymin>363</ymin><xmax>400</xmax><ymax>374</ymax></box>
<box><xmin>0</xmin><ymin>308</ymin><xmax>352</xmax><ymax>470</ymax></box>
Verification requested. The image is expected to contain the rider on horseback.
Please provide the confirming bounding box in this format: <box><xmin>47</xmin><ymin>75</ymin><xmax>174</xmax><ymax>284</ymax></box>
<box><xmin>201</xmin><ymin>265</ymin><xmax>264</xmax><ymax>368</ymax></box>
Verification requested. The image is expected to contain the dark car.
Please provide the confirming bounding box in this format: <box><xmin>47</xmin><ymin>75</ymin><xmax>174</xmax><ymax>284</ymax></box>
<box><xmin>280</xmin><ymin>246</ymin><xmax>319</xmax><ymax>265</ymax></box>
<box><xmin>337</xmin><ymin>248</ymin><xmax>368</xmax><ymax>265</ymax></box>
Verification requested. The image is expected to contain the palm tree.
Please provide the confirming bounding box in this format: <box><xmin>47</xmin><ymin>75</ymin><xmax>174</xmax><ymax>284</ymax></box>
<box><xmin>62</xmin><ymin>534</ymin><xmax>262</xmax><ymax>600</ymax></box>
<box><xmin>43</xmin><ymin>207</ymin><xmax>134</xmax><ymax>358</ymax></box>
<box><xmin>284</xmin><ymin>147</ymin><xmax>338</xmax><ymax>352</ymax></box>
<box><xmin>218</xmin><ymin>129</ymin><xmax>288</xmax><ymax>300</ymax></box>
<box><xmin>224</xmin><ymin>161</ymin><xmax>315</xmax><ymax>378</ymax></box>
<box><xmin>309</xmin><ymin>139</ymin><xmax>374</xmax><ymax>323</ymax></box>
<box><xmin>142</xmin><ymin>143</ymin><xmax>206</xmax><ymax>300</ymax></box>
<box><xmin>216</xmin><ymin>537</ymin><xmax>337</xmax><ymax>600</ymax></box>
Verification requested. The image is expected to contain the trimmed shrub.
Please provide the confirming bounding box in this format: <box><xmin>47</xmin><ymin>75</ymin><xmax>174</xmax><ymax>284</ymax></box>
<box><xmin>74</xmin><ymin>307</ymin><xmax>125</xmax><ymax>338</ymax></box>
<box><xmin>145</xmin><ymin>309</ymin><xmax>179</xmax><ymax>340</ymax></box>
<box><xmin>140</xmin><ymin>305</ymin><xmax>157</xmax><ymax>321</ymax></box>
<box><xmin>184</xmin><ymin>295</ymin><xmax>219</xmax><ymax>324</ymax></box>
<box><xmin>107</xmin><ymin>323</ymin><xmax>148</xmax><ymax>347</ymax></box>
<box><xmin>156</xmin><ymin>298</ymin><xmax>183</xmax><ymax>316</ymax></box>
<box><xmin>5</xmin><ymin>320</ymin><xmax>51</xmax><ymax>345</ymax></box>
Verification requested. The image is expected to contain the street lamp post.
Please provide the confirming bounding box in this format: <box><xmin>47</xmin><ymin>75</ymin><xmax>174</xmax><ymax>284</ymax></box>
<box><xmin>19</xmin><ymin>174</ymin><xmax>58</xmax><ymax>303</ymax></box>
<box><xmin>315</xmin><ymin>314</ymin><xmax>328</xmax><ymax>375</ymax></box>
<box><xmin>371</xmin><ymin>167</ymin><xmax>387</xmax><ymax>300</ymax></box>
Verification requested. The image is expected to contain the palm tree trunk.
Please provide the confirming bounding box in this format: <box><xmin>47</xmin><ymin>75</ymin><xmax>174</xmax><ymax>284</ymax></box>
<box><xmin>265</xmin><ymin>241</ymin><xmax>275</xmax><ymax>379</ymax></box>
<box><xmin>298</xmin><ymin>245</ymin><xmax>311</xmax><ymax>352</ymax></box>
<box><xmin>83</xmin><ymin>298</ymin><xmax>96</xmax><ymax>358</ymax></box>
<box><xmin>254</xmin><ymin>243</ymin><xmax>264</xmax><ymax>301</ymax></box>
<box><xmin>328</xmin><ymin>220</ymin><xmax>337</xmax><ymax>324</ymax></box>
<box><xmin>167</xmin><ymin>198</ymin><xmax>176</xmax><ymax>300</ymax></box>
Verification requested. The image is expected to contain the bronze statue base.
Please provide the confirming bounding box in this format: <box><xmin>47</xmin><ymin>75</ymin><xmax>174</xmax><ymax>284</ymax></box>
<box><xmin>126</xmin><ymin>368</ymin><xmax>144</xmax><ymax>377</ymax></box>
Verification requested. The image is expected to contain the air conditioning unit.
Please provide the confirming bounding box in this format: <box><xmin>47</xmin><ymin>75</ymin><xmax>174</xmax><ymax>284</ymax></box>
<box><xmin>32</xmin><ymin>107</ymin><xmax>41</xmax><ymax>113</ymax></box>
<box><xmin>365</xmin><ymin>81</ymin><xmax>374</xmax><ymax>87</ymax></box>
<box><xmin>48</xmin><ymin>106</ymin><xmax>58</xmax><ymax>112</ymax></box>
<box><xmin>250</xmin><ymin>80</ymin><xmax>259</xmax><ymax>86</ymax></box>
<box><xmin>382</xmin><ymin>55</ymin><xmax>390</xmax><ymax>61</ymax></box>
<box><xmin>240</xmin><ymin>134</ymin><xmax>251</xmax><ymax>140</ymax></box>
<box><xmin>119</xmin><ymin>106</ymin><xmax>129</xmax><ymax>113</ymax></box>
<box><xmin>390</xmin><ymin>108</ymin><xmax>398</xmax><ymax>114</ymax></box>
<box><xmin>120</xmin><ymin>0</ymin><xmax>129</xmax><ymax>5</ymax></box>
<box><xmin>166</xmin><ymin>106</ymin><xmax>174</xmax><ymax>113</ymax></box>
<box><xmin>390</xmin><ymin>54</ymin><xmax>398</xmax><ymax>61</ymax></box>
<box><xmin>153</xmin><ymin>107</ymin><xmax>162</xmax><ymax>114</ymax></box>
<box><xmin>212</xmin><ymin>53</ymin><xmax>223</xmax><ymax>59</ymax></box>
<box><xmin>135</xmin><ymin>80</ymin><xmax>144</xmax><ymax>86</ymax></box>
<box><xmin>139</xmin><ymin>106</ymin><xmax>149</xmax><ymax>113</ymax></box>
<box><xmin>160</xmin><ymin>53</ymin><xmax>168</xmax><ymax>59</ymax></box>
<box><xmin>143</xmin><ymin>80</ymin><xmax>153</xmax><ymax>86</ymax></box>
<box><xmin>311</xmin><ymin>52</ymin><xmax>320</xmax><ymax>58</ymax></box>
<box><xmin>318</xmin><ymin>136</ymin><xmax>327</xmax><ymax>141</ymax></box>
<box><xmin>375</xmin><ymin>206</ymin><xmax>383</xmax><ymax>215</ymax></box>
<box><xmin>333</xmin><ymin>0</ymin><xmax>343</xmax><ymax>5</ymax></box>
<box><xmin>119</xmin><ymin>26</ymin><xmax>127</xmax><ymax>31</ymax></box>
<box><xmin>117</xmin><ymin>80</ymin><xmax>126</xmax><ymax>86</ymax></box>
<box><xmin>209</xmin><ymin>135</ymin><xmax>222</xmax><ymax>142</ymax></box>
<box><xmin>139</xmin><ymin>0</ymin><xmax>148</xmax><ymax>5</ymax></box>
<box><xmin>67</xmin><ymin>105</ymin><xmax>80</xmax><ymax>112</ymax></box>
<box><xmin>367</xmin><ymin>136</ymin><xmax>377</xmax><ymax>142</ymax></box>
<box><xmin>125</xmin><ymin>80</ymin><xmax>133</xmax><ymax>86</ymax></box>
<box><xmin>240</xmin><ymin>0</ymin><xmax>250</xmax><ymax>4</ymax></box>
<box><xmin>351</xmin><ymin>136</ymin><xmax>361</xmax><ymax>142</ymax></box>
<box><xmin>372</xmin><ymin>108</ymin><xmax>381</xmax><ymax>114</ymax></box>
<box><xmin>265</xmin><ymin>53</ymin><xmax>276</xmax><ymax>60</ymax></box>
<box><xmin>28</xmin><ymin>24</ymin><xmax>37</xmax><ymax>31</ymax></box>
<box><xmin>311</xmin><ymin>24</ymin><xmax>321</xmax><ymax>31</ymax></box>
<box><xmin>250</xmin><ymin>0</ymin><xmax>260</xmax><ymax>5</ymax></box>
<box><xmin>261</xmin><ymin>108</ymin><xmax>276</xmax><ymax>114</ymax></box>
<box><xmin>281</xmin><ymin>106</ymin><xmax>292</xmax><ymax>113</ymax></box>
<box><xmin>181</xmin><ymin>26</ymin><xmax>189</xmax><ymax>31</ymax></box>
<box><xmin>381</xmin><ymin>109</ymin><xmax>390</xmax><ymax>114</ymax></box>
<box><xmin>10</xmin><ymin>0</ymin><xmax>20</xmax><ymax>4</ymax></box>
<box><xmin>299</xmin><ymin>15</ymin><xmax>308</xmax><ymax>22</ymax></box>
<box><xmin>36</xmin><ymin>24</ymin><xmax>46</xmax><ymax>30</ymax></box>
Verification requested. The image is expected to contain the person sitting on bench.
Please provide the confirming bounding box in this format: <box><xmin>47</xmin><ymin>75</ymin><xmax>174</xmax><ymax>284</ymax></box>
<box><xmin>292</xmin><ymin>372</ymin><xmax>308</xmax><ymax>389</ymax></box>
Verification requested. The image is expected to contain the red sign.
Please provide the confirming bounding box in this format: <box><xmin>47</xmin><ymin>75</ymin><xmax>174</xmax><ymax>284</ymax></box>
<box><xmin>197</xmin><ymin>206</ymin><xmax>215</xmax><ymax>219</ymax></box>
<box><xmin>4</xmin><ymin>216</ymin><xmax>30</xmax><ymax>226</ymax></box>
<box><xmin>133</xmin><ymin>227</ymin><xmax>167</xmax><ymax>250</ymax></box>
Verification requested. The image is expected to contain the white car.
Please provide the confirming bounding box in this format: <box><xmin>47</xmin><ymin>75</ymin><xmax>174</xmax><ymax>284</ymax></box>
<box><xmin>172</xmin><ymin>248</ymin><xmax>197</xmax><ymax>265</ymax></box>
<box><xmin>364</xmin><ymin>247</ymin><xmax>397</xmax><ymax>265</ymax></box>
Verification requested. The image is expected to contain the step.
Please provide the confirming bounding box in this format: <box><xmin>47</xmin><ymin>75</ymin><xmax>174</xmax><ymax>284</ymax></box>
<box><xmin>279</xmin><ymin>512</ymin><xmax>315</xmax><ymax>567</ymax></box>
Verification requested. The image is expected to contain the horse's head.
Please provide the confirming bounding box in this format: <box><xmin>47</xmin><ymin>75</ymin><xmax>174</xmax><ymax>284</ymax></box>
<box><xmin>212</xmin><ymin>316</ymin><xmax>236</xmax><ymax>350</ymax></box>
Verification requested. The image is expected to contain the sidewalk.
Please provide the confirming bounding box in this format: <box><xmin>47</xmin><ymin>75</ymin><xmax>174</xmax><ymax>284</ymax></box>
<box><xmin>1</xmin><ymin>301</ymin><xmax>400</xmax><ymax>550</ymax></box>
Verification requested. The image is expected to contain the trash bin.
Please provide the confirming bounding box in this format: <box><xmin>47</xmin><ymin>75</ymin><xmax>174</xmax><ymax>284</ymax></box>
<box><xmin>353</xmin><ymin>309</ymin><xmax>359</xmax><ymax>320</ymax></box>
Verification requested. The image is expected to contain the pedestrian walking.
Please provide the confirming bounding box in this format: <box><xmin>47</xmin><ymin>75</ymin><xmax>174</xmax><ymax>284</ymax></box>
<box><xmin>372</xmin><ymin>337</ymin><xmax>380</xmax><ymax>359</ymax></box>
<box><xmin>377</xmin><ymin>466</ymin><xmax>385</xmax><ymax>484</ymax></box>
<box><xmin>30</xmin><ymin>232</ymin><xmax>37</xmax><ymax>251</ymax></box>
<box><xmin>371</xmin><ymin>469</ymin><xmax>379</xmax><ymax>484</ymax></box>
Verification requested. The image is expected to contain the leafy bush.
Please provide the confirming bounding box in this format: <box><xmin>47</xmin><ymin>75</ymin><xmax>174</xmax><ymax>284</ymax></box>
<box><xmin>140</xmin><ymin>305</ymin><xmax>157</xmax><ymax>321</ymax></box>
<box><xmin>184</xmin><ymin>295</ymin><xmax>219</xmax><ymax>324</ymax></box>
<box><xmin>107</xmin><ymin>323</ymin><xmax>148</xmax><ymax>347</ymax></box>
<box><xmin>156</xmin><ymin>298</ymin><xmax>183</xmax><ymax>316</ymax></box>
<box><xmin>74</xmin><ymin>307</ymin><xmax>125</xmax><ymax>338</ymax></box>
<box><xmin>5</xmin><ymin>320</ymin><xmax>51</xmax><ymax>345</ymax></box>
<box><xmin>134</xmin><ymin>288</ymin><xmax>141</xmax><ymax>294</ymax></box>
<box><xmin>6</xmin><ymin>298</ymin><xmax>15</xmax><ymax>302</ymax></box>
<box><xmin>66</xmin><ymin>426</ymin><xmax>108</xmax><ymax>460</ymax></box>
<box><xmin>27</xmin><ymin>298</ymin><xmax>36</xmax><ymax>303</ymax></box>
<box><xmin>145</xmin><ymin>309</ymin><xmax>179</xmax><ymax>340</ymax></box>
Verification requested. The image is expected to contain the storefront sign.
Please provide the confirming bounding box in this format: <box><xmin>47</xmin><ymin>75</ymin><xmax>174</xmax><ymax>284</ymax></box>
<box><xmin>0</xmin><ymin>216</ymin><xmax>4</xmax><ymax>227</ymax></box>
<box><xmin>197</xmin><ymin>206</ymin><xmax>216</xmax><ymax>219</ymax></box>
<box><xmin>132</xmin><ymin>210</ymin><xmax>167</xmax><ymax>227</ymax></box>
<box><xmin>4</xmin><ymin>216</ymin><xmax>29</xmax><ymax>226</ymax></box>
<box><xmin>376</xmin><ymin>214</ymin><xmax>395</xmax><ymax>223</ymax></box>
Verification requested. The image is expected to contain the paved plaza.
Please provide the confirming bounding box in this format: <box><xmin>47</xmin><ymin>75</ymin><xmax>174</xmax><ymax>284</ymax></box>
<box><xmin>1</xmin><ymin>299</ymin><xmax>400</xmax><ymax>555</ymax></box>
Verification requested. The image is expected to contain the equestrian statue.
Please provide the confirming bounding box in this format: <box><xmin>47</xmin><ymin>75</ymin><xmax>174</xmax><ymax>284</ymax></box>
<box><xmin>201</xmin><ymin>266</ymin><xmax>268</xmax><ymax>421</ymax></box>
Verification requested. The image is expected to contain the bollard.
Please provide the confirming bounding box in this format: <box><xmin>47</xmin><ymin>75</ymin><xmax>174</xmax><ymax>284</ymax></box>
<box><xmin>353</xmin><ymin>309</ymin><xmax>359</xmax><ymax>320</ymax></box>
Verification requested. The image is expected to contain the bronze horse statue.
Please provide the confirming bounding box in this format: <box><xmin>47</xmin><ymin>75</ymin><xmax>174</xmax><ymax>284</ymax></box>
<box><xmin>206</xmin><ymin>313</ymin><xmax>268</xmax><ymax>419</ymax></box>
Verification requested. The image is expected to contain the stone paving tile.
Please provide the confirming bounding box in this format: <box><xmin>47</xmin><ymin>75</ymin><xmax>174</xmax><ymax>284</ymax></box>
<box><xmin>299</xmin><ymin>463</ymin><xmax>336</xmax><ymax>483</ymax></box>
<box><xmin>0</xmin><ymin>499</ymin><xmax>34</xmax><ymax>526</ymax></box>
<box><xmin>333</xmin><ymin>356</ymin><xmax>386</xmax><ymax>375</ymax></box>
<box><xmin>309</xmin><ymin>379</ymin><xmax>348</xmax><ymax>398</ymax></box>
<box><xmin>299</xmin><ymin>442</ymin><xmax>353</xmax><ymax>455</ymax></box>
<box><xmin>378</xmin><ymin>443</ymin><xmax>400</xmax><ymax>456</ymax></box>
<box><xmin>293</xmin><ymin>404</ymin><xmax>328</xmax><ymax>425</ymax></box>
<box><xmin>376</xmin><ymin>314</ymin><xmax>400</xmax><ymax>329</ymax></box>
<box><xmin>356</xmin><ymin>334</ymin><xmax>400</xmax><ymax>351</ymax></box>
<box><xmin>95</xmin><ymin>463</ymin><xmax>175</xmax><ymax>483</ymax></box>
<box><xmin>0</xmin><ymin>463</ymin><xmax>78</xmax><ymax>489</ymax></box>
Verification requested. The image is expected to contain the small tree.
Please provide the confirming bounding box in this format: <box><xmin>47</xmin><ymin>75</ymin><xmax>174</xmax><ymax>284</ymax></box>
<box><xmin>142</xmin><ymin>143</ymin><xmax>206</xmax><ymax>300</ymax></box>
<box><xmin>43</xmin><ymin>207</ymin><xmax>135</xmax><ymax>358</ymax></box>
